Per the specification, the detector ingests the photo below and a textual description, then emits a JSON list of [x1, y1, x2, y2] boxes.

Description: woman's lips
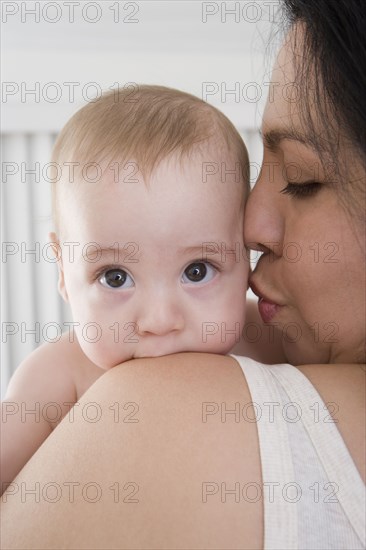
[[258, 298, 282, 323], [249, 280, 283, 323]]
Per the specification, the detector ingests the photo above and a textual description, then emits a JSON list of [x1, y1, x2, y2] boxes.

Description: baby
[[1, 85, 254, 492]]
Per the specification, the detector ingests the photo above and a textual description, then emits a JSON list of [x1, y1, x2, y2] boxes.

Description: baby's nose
[[137, 294, 184, 336]]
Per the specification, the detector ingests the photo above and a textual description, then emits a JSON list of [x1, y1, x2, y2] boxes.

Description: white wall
[[1, 1, 278, 397]]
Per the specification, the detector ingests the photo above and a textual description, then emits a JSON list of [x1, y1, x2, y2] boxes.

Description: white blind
[[1, 132, 72, 397]]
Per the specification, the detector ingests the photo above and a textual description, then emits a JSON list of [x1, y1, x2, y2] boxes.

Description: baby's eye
[[99, 269, 134, 289], [181, 262, 217, 284]]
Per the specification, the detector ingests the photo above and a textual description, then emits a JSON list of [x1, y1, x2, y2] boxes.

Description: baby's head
[[50, 85, 250, 368]]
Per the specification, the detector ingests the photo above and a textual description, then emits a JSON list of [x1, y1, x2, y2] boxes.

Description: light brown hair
[[51, 84, 249, 233]]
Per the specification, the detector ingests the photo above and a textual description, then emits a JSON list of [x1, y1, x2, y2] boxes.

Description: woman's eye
[[99, 269, 134, 289], [182, 262, 217, 284], [280, 181, 322, 198]]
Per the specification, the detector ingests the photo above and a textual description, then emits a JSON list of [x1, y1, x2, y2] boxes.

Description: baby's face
[[54, 151, 249, 369]]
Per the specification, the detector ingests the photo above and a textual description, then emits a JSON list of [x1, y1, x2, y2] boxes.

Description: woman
[[1, 0, 365, 548]]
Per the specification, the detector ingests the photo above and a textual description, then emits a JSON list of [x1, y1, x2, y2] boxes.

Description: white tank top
[[230, 355, 366, 550]]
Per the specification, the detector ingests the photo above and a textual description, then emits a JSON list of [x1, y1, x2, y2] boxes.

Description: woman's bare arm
[[0, 353, 263, 550]]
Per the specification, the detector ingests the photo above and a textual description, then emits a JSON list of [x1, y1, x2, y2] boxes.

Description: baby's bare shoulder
[[5, 333, 102, 409], [53, 333, 104, 398], [5, 334, 75, 404]]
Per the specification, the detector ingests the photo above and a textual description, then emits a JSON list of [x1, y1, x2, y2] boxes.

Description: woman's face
[[245, 29, 366, 365]]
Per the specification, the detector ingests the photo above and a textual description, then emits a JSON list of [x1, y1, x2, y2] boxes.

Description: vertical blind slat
[[2, 134, 37, 395], [31, 134, 64, 334]]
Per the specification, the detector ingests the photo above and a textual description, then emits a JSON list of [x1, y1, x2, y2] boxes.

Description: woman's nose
[[137, 291, 185, 337], [244, 171, 284, 258]]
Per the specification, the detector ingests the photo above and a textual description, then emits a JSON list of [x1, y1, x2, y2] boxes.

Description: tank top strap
[[269, 362, 365, 546], [230, 355, 366, 550], [230, 354, 298, 549]]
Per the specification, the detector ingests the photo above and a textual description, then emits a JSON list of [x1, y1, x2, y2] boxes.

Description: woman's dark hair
[[280, 0, 366, 208]]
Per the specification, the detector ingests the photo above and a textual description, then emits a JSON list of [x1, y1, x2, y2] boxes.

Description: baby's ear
[[48, 232, 68, 303]]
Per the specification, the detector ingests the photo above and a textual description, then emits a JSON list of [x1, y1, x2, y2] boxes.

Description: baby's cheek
[[199, 301, 246, 353], [75, 324, 133, 370], [226, 288, 247, 347], [201, 332, 240, 354]]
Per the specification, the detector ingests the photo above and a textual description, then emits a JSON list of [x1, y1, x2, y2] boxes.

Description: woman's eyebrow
[[260, 128, 315, 151]]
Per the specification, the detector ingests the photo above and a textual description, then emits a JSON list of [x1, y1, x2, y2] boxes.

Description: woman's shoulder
[[76, 353, 264, 548], [1, 353, 264, 549], [90, 353, 263, 441], [2, 354, 364, 549], [100, 353, 365, 423], [100, 354, 365, 484], [103, 352, 365, 406]]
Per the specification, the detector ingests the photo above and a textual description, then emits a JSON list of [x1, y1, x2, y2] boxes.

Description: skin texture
[[1, 27, 365, 549]]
